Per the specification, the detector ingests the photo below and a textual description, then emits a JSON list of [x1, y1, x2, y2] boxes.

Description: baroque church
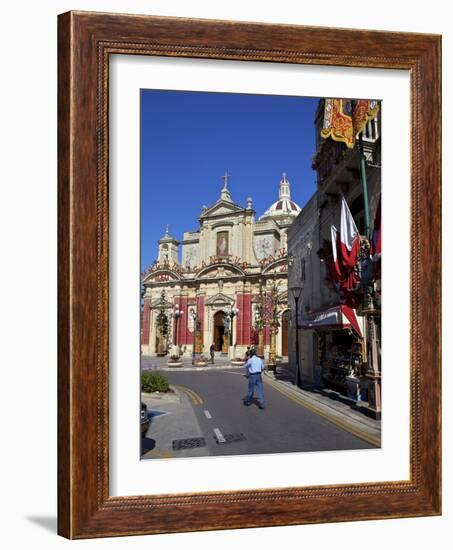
[[141, 173, 301, 359]]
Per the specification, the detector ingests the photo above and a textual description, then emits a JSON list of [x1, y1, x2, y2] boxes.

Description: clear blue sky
[[141, 89, 319, 270]]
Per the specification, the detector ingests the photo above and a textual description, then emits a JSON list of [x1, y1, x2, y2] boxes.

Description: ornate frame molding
[[58, 11, 441, 538]]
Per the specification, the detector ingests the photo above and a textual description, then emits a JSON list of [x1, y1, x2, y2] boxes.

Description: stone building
[[141, 173, 301, 359], [288, 99, 381, 394]]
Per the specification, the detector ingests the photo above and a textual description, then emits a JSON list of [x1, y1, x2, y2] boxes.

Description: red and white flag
[[338, 195, 360, 271], [329, 197, 361, 306], [329, 225, 342, 290], [330, 225, 341, 278]]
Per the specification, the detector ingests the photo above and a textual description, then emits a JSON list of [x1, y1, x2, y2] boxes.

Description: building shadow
[[274, 361, 296, 382], [274, 361, 372, 415]]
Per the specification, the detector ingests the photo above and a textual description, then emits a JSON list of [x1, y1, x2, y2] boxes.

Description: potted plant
[[167, 353, 183, 367], [141, 371, 170, 393], [345, 367, 361, 401], [194, 354, 208, 367]]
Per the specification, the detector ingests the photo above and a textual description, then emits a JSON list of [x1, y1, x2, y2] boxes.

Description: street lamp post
[[190, 308, 197, 364], [172, 305, 184, 353], [225, 306, 240, 358], [358, 239, 381, 418], [290, 285, 303, 388]]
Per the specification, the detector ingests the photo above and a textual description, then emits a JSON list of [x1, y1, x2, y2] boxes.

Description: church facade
[[141, 174, 301, 359]]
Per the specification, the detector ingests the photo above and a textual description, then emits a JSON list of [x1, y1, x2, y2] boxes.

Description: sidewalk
[[141, 354, 242, 372], [263, 363, 381, 447], [141, 385, 208, 459]]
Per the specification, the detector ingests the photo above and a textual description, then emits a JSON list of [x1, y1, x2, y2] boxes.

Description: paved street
[[141, 367, 376, 460]]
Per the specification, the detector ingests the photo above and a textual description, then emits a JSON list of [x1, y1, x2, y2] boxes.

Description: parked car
[[141, 401, 150, 438]]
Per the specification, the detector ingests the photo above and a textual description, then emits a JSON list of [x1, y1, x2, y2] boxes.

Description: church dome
[[260, 173, 301, 221]]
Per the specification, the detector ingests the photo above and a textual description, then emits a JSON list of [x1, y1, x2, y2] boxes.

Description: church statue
[[223, 313, 231, 334]]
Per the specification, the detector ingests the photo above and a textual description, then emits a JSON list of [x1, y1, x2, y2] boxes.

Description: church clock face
[[255, 237, 273, 260]]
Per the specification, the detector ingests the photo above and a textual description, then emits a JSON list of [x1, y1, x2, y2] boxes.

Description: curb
[[263, 372, 381, 446], [141, 388, 181, 404]]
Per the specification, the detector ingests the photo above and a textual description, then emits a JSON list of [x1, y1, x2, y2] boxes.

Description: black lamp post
[[226, 306, 240, 349], [290, 285, 303, 387]]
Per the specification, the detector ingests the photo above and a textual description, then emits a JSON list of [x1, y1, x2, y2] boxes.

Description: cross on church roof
[[221, 170, 231, 189]]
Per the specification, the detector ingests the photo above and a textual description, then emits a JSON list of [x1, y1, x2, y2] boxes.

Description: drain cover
[[221, 433, 247, 444], [172, 437, 206, 450]]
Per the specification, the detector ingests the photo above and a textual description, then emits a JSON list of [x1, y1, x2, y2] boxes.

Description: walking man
[[243, 348, 265, 409], [209, 343, 215, 364]]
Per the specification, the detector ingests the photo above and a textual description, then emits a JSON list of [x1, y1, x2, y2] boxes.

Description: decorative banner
[[187, 311, 195, 333], [353, 99, 379, 137], [321, 98, 379, 149], [321, 99, 355, 148]]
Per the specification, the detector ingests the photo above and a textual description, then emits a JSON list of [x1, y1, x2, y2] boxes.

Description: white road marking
[[213, 427, 227, 444], [204, 410, 212, 419]]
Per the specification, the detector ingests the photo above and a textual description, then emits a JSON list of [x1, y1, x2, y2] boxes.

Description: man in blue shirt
[[243, 348, 265, 409]]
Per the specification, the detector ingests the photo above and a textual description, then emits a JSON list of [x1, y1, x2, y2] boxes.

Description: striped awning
[[299, 304, 363, 338]]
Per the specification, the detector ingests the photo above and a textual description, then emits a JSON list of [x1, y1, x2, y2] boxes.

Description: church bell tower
[[158, 225, 179, 263]]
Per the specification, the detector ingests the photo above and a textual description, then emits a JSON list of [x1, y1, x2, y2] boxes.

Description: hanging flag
[[321, 98, 379, 149], [328, 199, 361, 307], [327, 236, 361, 307], [330, 225, 342, 282], [339, 196, 360, 271]]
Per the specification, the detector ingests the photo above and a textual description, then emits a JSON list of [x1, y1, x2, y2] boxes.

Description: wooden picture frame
[[58, 11, 441, 539]]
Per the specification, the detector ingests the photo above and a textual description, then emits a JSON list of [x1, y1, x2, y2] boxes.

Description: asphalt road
[[163, 368, 375, 457]]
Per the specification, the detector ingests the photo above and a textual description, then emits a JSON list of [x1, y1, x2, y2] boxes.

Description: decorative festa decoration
[[321, 98, 379, 148]]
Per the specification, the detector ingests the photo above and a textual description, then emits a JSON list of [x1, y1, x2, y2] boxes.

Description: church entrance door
[[213, 311, 226, 352]]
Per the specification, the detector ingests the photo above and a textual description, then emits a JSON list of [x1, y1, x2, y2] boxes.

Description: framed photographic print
[[58, 11, 441, 539]]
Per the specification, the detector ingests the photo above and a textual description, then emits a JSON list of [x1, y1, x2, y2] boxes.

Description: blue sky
[[141, 89, 319, 270]]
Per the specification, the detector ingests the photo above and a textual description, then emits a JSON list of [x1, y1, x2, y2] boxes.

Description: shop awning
[[298, 305, 363, 338]]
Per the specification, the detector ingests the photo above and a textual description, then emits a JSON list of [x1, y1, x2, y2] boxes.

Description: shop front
[[300, 305, 365, 395]]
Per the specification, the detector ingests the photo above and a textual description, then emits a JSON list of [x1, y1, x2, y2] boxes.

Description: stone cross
[[221, 170, 231, 189]]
